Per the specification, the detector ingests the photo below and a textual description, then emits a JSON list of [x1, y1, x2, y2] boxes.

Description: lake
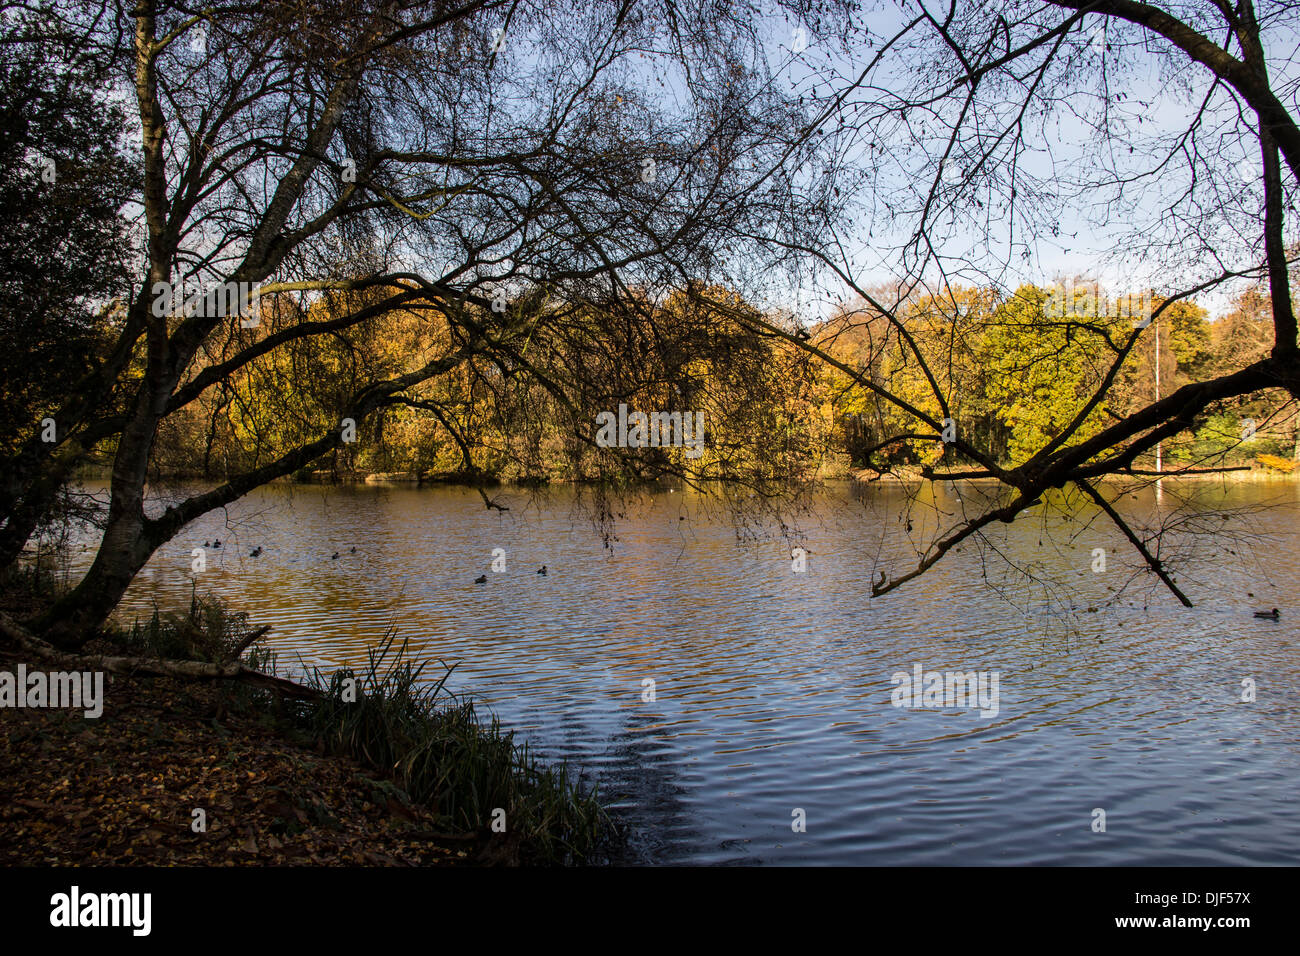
[[58, 478, 1300, 864]]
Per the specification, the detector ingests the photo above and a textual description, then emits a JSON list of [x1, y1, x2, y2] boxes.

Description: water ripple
[[58, 480, 1300, 865]]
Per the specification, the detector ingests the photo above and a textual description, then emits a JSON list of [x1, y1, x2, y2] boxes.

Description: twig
[[222, 624, 273, 663], [1076, 479, 1194, 607]]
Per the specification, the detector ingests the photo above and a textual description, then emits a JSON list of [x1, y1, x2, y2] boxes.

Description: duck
[[537, 566, 547, 575], [474, 574, 488, 584], [349, 546, 357, 553], [331, 551, 340, 560], [213, 539, 221, 548], [203, 541, 210, 548], [1254, 608, 1280, 620], [250, 547, 262, 557]]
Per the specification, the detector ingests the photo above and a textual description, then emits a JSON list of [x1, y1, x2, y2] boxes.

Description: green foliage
[[981, 285, 1119, 464], [815, 281, 1288, 473], [121, 588, 261, 664], [0, 52, 137, 457], [1175, 409, 1292, 464]]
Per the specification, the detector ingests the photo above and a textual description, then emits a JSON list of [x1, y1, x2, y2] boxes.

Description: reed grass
[[293, 630, 617, 864], [8, 567, 620, 864]]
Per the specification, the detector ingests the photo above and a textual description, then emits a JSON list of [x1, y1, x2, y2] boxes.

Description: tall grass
[[295, 631, 617, 864], [8, 573, 619, 864], [121, 587, 260, 662]]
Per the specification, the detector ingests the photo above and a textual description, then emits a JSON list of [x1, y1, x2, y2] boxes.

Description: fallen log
[[0, 611, 322, 700]]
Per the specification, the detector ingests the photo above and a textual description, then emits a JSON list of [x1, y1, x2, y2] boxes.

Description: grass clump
[[6, 570, 619, 864], [121, 588, 267, 663], [294, 631, 617, 865]]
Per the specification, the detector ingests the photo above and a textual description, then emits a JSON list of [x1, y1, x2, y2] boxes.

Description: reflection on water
[[62, 479, 1300, 864]]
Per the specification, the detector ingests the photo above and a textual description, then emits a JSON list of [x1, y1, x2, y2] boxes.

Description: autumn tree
[[0, 19, 137, 564], [2, 0, 854, 648], [692, 0, 1300, 606]]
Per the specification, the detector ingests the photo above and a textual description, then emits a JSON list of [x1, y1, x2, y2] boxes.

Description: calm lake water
[[58, 479, 1300, 864]]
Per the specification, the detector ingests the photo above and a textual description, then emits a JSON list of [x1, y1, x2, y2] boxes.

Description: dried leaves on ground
[[0, 644, 513, 866]]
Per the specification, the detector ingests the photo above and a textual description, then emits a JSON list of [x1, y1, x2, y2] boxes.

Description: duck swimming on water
[[1255, 608, 1281, 620], [474, 574, 488, 584], [537, 566, 547, 575]]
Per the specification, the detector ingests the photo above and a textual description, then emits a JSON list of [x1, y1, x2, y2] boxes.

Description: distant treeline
[[819, 282, 1294, 474], [131, 280, 1293, 483]]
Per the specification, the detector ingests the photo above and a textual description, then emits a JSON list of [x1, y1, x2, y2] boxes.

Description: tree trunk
[[32, 392, 164, 647], [0, 453, 80, 572], [32, 511, 154, 648], [0, 499, 45, 571]]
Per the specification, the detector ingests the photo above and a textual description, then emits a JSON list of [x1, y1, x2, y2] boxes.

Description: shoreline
[[0, 580, 619, 867], [0, 645, 479, 866], [851, 463, 1300, 485], [71, 457, 1299, 489]]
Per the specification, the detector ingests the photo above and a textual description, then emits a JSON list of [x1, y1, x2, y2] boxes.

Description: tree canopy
[[4, 0, 1300, 645]]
